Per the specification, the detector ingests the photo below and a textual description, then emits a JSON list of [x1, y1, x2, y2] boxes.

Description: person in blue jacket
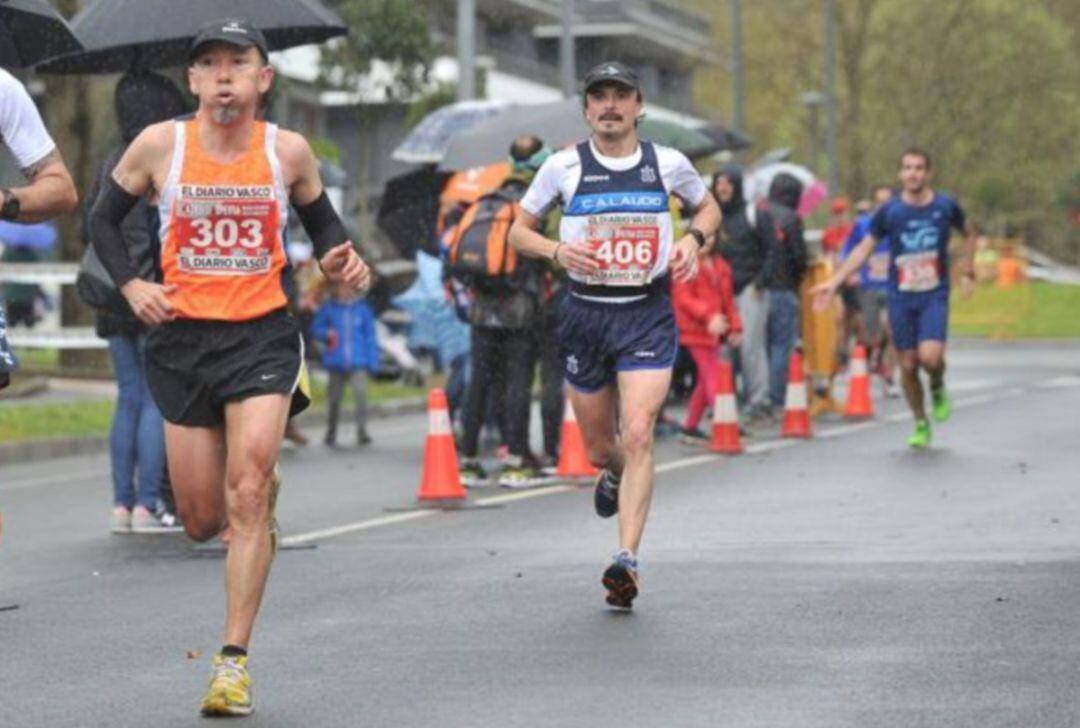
[[312, 283, 380, 447]]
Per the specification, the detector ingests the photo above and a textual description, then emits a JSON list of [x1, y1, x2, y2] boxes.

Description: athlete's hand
[[809, 279, 839, 312], [959, 274, 975, 299], [121, 279, 176, 326], [670, 236, 701, 283], [554, 242, 600, 276], [320, 242, 371, 291]]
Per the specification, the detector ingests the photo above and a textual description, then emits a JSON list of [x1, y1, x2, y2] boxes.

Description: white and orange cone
[[416, 388, 467, 501], [844, 344, 875, 419], [781, 350, 812, 438], [710, 359, 743, 454]]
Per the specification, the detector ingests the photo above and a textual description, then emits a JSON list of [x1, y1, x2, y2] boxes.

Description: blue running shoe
[[602, 550, 639, 610], [593, 469, 620, 518]]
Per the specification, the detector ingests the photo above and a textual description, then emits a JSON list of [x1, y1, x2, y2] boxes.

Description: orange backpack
[[446, 190, 520, 291]]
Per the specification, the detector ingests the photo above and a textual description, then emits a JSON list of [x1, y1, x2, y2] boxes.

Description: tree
[[315, 1, 434, 235], [693, 0, 1078, 261]]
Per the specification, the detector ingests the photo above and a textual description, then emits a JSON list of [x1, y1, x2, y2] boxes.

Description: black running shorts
[[145, 308, 310, 427]]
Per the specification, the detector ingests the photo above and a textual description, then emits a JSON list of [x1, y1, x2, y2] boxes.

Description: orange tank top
[[159, 119, 289, 321]]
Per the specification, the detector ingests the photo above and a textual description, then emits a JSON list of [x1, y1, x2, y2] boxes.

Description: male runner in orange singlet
[[89, 19, 369, 716]]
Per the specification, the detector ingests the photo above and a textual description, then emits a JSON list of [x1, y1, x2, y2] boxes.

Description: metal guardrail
[[1, 263, 98, 349], [6, 327, 106, 350], [0, 262, 78, 285]]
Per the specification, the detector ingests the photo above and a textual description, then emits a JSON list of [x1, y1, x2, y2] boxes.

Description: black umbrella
[[36, 0, 345, 74], [0, 0, 82, 69], [376, 167, 447, 259], [700, 123, 754, 153]]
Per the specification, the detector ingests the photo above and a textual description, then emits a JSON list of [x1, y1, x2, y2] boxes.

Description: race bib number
[[867, 251, 890, 283], [174, 184, 278, 276], [584, 214, 660, 287], [895, 250, 941, 292]]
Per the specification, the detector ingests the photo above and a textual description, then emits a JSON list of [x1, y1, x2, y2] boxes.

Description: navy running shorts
[[146, 308, 310, 427], [557, 292, 679, 392], [888, 292, 948, 351]]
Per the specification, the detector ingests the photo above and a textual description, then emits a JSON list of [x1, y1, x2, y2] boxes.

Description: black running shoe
[[593, 469, 619, 518], [602, 552, 639, 610]]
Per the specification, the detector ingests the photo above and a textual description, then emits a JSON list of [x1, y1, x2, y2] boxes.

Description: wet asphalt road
[[1, 341, 1078, 728]]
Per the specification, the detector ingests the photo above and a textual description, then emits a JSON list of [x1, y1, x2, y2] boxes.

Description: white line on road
[[280, 510, 435, 547], [475, 485, 577, 506]]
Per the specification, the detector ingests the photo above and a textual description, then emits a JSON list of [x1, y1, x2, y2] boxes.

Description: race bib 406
[[585, 215, 660, 287]]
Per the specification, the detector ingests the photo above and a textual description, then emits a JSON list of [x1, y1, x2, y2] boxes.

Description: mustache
[[599, 113, 623, 121]]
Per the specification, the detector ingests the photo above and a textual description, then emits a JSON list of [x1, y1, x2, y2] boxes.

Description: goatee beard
[[212, 105, 241, 124]]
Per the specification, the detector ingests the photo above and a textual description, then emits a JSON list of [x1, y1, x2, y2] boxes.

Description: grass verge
[[0, 376, 429, 445], [950, 282, 1080, 340]]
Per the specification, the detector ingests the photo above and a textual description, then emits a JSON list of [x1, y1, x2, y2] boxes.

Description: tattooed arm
[[1, 148, 79, 223]]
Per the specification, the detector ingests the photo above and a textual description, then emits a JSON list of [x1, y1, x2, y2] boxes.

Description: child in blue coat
[[312, 284, 380, 447]]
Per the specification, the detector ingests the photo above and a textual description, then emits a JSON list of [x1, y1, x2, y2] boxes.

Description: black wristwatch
[[0, 188, 19, 221], [687, 227, 706, 249]]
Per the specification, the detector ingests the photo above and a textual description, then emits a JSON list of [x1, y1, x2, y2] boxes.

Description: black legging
[[537, 309, 565, 459], [461, 326, 537, 458]]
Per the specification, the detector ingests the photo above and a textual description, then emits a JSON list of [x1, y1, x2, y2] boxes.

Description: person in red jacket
[[672, 252, 743, 443]]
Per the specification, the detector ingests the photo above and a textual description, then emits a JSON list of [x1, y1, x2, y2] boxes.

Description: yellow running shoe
[[200, 653, 253, 717]]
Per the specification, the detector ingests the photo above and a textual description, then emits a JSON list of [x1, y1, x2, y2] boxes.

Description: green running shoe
[[931, 386, 951, 423], [907, 420, 931, 449]]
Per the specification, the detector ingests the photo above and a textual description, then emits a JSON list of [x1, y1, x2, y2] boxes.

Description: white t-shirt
[[0, 69, 57, 172], [521, 139, 707, 286]]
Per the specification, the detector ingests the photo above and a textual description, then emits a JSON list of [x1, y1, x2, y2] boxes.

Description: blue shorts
[[557, 292, 678, 392], [888, 292, 949, 351]]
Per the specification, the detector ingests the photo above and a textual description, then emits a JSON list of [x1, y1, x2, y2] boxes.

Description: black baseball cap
[[582, 62, 641, 94], [189, 18, 269, 62]]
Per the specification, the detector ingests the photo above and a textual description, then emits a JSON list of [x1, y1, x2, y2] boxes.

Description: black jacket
[[759, 172, 808, 292], [714, 165, 771, 295]]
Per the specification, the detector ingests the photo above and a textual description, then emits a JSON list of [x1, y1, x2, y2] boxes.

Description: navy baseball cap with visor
[[189, 18, 269, 63]]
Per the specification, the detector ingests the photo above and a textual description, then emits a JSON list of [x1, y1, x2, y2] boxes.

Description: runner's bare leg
[[898, 349, 927, 421], [166, 424, 227, 541], [615, 368, 671, 554], [919, 340, 946, 390], [222, 393, 290, 648], [567, 384, 622, 475]]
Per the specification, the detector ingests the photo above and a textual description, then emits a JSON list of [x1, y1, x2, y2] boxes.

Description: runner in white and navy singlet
[[521, 138, 706, 391], [510, 61, 721, 610]]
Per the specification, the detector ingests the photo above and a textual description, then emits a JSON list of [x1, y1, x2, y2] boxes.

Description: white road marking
[[280, 510, 435, 547], [1039, 375, 1080, 389], [475, 485, 577, 506]]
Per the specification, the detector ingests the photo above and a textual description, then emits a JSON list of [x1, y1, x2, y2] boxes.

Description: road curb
[[0, 396, 427, 467]]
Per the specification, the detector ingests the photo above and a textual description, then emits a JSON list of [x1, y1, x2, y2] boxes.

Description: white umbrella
[[391, 99, 510, 165]]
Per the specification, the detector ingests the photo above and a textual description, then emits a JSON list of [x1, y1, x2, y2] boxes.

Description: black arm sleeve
[[294, 191, 349, 258], [88, 176, 142, 288]]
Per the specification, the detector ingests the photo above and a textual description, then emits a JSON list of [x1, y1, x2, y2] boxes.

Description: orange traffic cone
[[844, 344, 875, 419], [416, 389, 467, 501], [781, 349, 812, 438], [710, 359, 743, 454], [557, 396, 598, 479]]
